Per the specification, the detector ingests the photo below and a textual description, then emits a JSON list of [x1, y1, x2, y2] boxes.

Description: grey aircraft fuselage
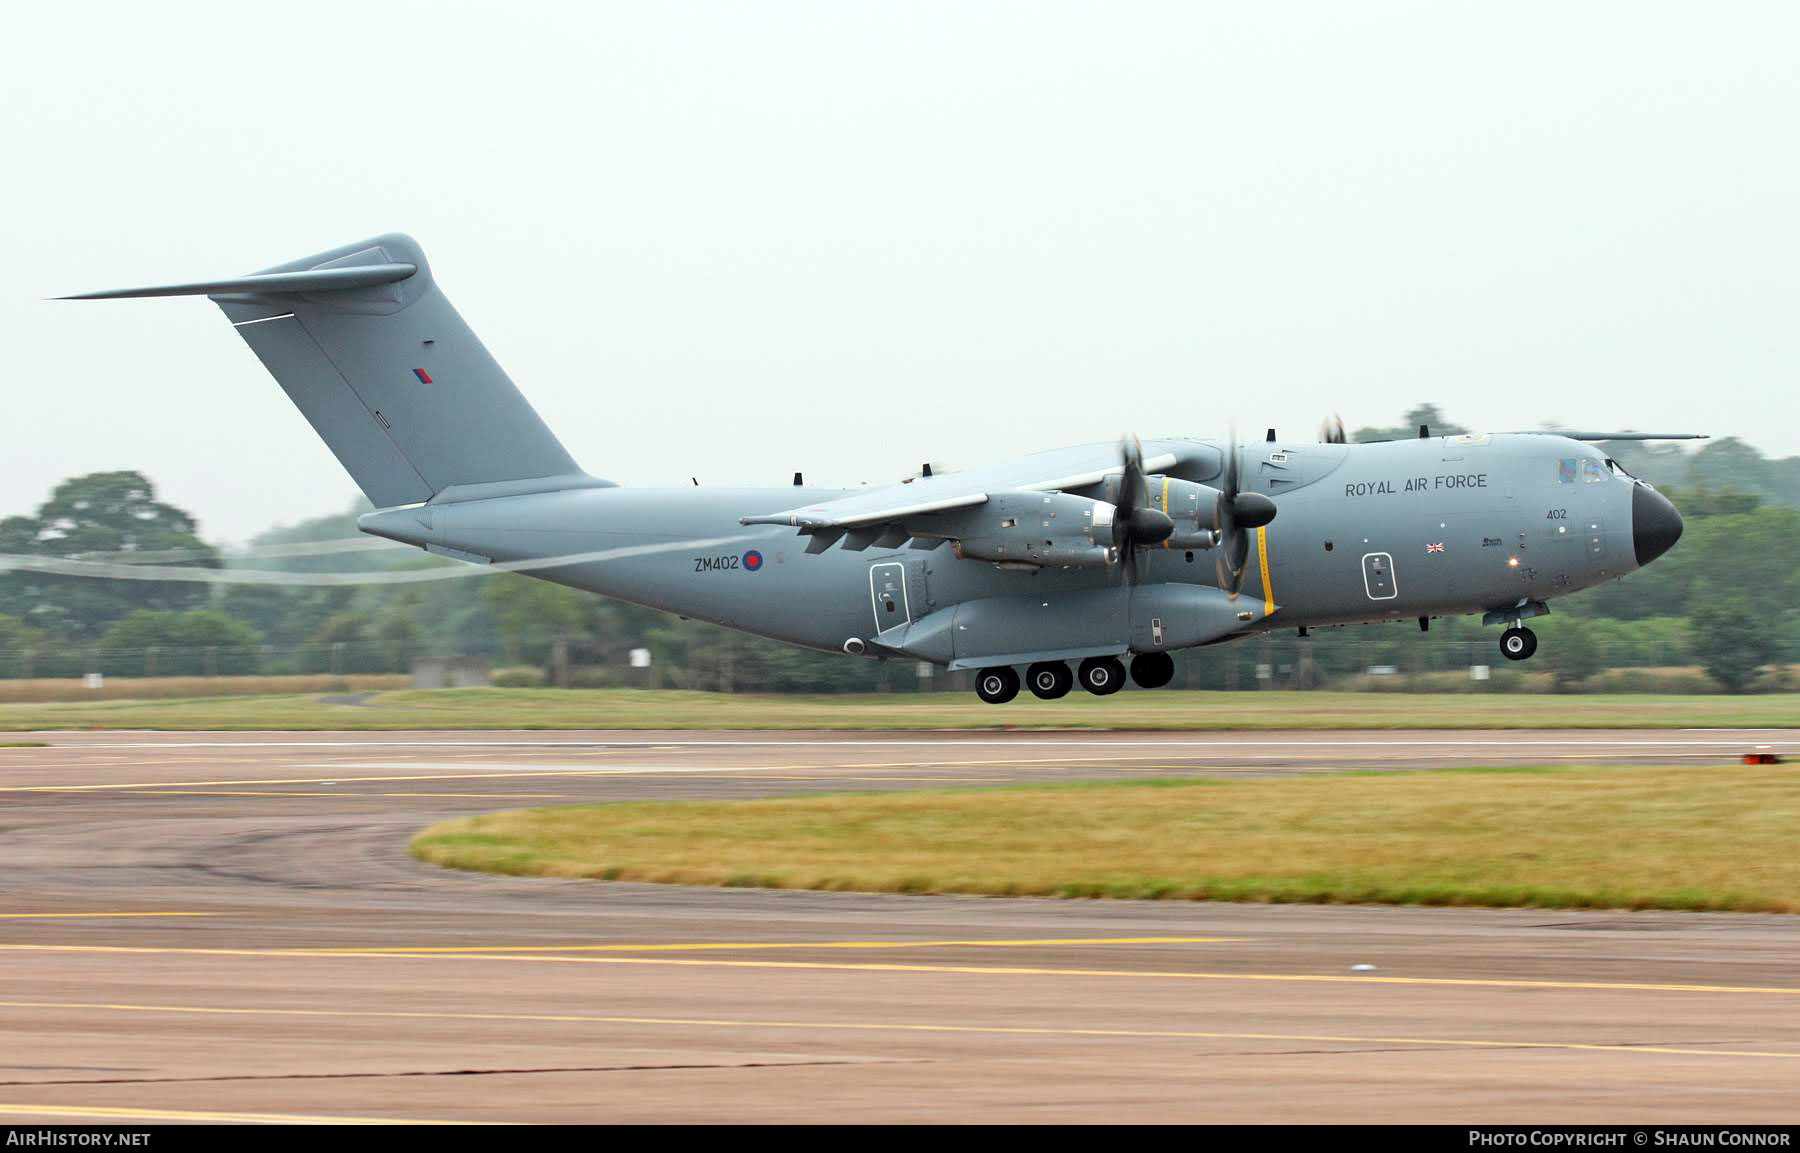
[[63, 232, 1687, 696], [357, 432, 1672, 668]]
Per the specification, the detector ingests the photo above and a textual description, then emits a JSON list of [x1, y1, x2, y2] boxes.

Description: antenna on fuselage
[[1420, 424, 1430, 438]]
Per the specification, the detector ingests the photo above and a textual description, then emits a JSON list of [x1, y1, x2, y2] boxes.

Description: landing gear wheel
[[1078, 656, 1126, 696], [1026, 662, 1073, 700], [1129, 652, 1176, 689], [1500, 626, 1538, 662], [975, 666, 1020, 704]]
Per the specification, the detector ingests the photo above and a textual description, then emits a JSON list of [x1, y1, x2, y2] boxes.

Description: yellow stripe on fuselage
[[1257, 525, 1274, 617], [1160, 477, 1170, 548]]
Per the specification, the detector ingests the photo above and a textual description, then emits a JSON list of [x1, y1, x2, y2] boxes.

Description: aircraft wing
[[741, 487, 987, 530], [739, 441, 1197, 531]]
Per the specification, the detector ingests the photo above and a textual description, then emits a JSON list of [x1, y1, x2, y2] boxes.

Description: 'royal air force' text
[[1347, 474, 1488, 498]]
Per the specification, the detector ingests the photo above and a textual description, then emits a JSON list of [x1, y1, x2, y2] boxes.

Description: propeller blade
[[1113, 435, 1157, 583], [1216, 528, 1250, 600]]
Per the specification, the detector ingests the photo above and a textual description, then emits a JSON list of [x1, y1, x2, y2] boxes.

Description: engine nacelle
[[1131, 475, 1223, 548], [927, 477, 1238, 568], [930, 491, 1114, 568]]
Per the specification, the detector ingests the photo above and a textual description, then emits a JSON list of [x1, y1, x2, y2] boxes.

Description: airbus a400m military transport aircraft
[[66, 234, 1695, 703]]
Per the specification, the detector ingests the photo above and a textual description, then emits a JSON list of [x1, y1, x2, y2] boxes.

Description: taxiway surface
[[0, 728, 1795, 1124]]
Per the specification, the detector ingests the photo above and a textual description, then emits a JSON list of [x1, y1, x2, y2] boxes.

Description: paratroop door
[[869, 562, 910, 635]]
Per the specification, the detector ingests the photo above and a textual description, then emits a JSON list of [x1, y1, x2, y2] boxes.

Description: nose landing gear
[[1500, 626, 1538, 661]]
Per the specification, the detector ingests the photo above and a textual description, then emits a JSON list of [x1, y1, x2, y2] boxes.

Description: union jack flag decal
[[1426, 542, 1445, 554]]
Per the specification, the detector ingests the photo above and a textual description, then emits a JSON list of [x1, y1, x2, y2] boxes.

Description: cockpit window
[[1560, 457, 1617, 483], [1605, 458, 1634, 479]]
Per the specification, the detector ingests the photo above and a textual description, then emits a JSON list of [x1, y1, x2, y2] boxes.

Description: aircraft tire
[[1078, 656, 1126, 696], [1500, 626, 1538, 661], [1129, 652, 1176, 689], [1026, 662, 1073, 700], [975, 666, 1020, 704]]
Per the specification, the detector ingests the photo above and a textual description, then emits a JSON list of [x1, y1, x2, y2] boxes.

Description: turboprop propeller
[[1107, 433, 1275, 597], [1108, 436, 1175, 583], [1210, 429, 1277, 600]]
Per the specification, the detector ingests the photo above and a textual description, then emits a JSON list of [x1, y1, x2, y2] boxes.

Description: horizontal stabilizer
[[1517, 431, 1710, 442], [57, 263, 418, 300]]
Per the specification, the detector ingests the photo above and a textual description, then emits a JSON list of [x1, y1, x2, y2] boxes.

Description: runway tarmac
[[0, 728, 1796, 1124]]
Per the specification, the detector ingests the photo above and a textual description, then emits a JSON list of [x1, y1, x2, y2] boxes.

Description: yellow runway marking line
[[4, 943, 1800, 997], [382, 792, 574, 799], [0, 1102, 482, 1126], [831, 776, 1014, 783], [0, 912, 219, 920], [299, 935, 1246, 954], [112, 790, 360, 798], [110, 790, 577, 799], [0, 999, 1792, 1062], [701, 776, 1013, 784], [0, 770, 680, 793]]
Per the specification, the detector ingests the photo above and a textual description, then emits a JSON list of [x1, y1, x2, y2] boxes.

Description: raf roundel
[[742, 549, 764, 572]]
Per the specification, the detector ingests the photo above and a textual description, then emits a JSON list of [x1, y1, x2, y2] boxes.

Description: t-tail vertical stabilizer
[[61, 234, 606, 508]]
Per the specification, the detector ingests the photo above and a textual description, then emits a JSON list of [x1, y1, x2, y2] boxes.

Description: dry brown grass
[[412, 765, 1800, 912]]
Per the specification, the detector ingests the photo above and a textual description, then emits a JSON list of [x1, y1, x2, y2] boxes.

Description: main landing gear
[[975, 666, 1019, 704], [1026, 661, 1074, 700], [1500, 626, 1538, 662], [1077, 656, 1126, 696], [975, 653, 1174, 703], [1129, 652, 1175, 689]]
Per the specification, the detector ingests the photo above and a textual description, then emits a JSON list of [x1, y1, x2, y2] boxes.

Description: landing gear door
[[869, 562, 910, 636]]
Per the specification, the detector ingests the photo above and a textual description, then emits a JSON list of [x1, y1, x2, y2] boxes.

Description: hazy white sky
[[4, 1, 1795, 541]]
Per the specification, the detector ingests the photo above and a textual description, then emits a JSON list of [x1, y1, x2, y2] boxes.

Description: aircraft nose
[[1632, 484, 1683, 567]]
